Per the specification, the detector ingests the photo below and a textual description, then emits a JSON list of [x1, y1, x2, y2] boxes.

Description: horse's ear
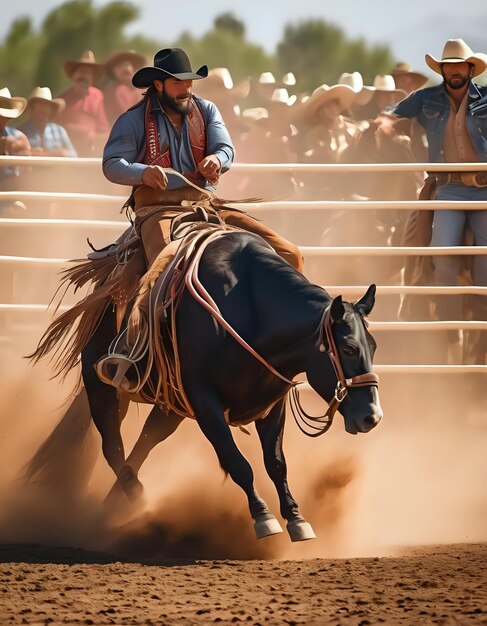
[[330, 295, 345, 322], [356, 284, 376, 317]]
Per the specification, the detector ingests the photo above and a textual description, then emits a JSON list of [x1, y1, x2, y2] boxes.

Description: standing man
[[103, 48, 301, 270], [391, 39, 487, 306], [57, 50, 109, 156]]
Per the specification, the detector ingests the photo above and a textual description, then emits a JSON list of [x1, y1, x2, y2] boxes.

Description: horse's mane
[[237, 234, 329, 306]]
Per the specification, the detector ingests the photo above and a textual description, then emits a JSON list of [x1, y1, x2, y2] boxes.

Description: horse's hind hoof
[[254, 515, 283, 539], [287, 519, 316, 542]]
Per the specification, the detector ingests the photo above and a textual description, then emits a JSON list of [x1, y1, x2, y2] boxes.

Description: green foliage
[[277, 19, 395, 94], [0, 3, 395, 100], [214, 13, 246, 39]]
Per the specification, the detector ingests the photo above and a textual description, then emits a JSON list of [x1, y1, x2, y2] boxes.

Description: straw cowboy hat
[[257, 72, 297, 89], [194, 67, 250, 100], [304, 83, 357, 122], [27, 87, 65, 114], [64, 50, 104, 81], [363, 74, 407, 98], [391, 62, 428, 91], [269, 88, 297, 107], [132, 48, 208, 88], [338, 72, 374, 106], [0, 87, 27, 119], [241, 107, 269, 128], [425, 38, 487, 77], [103, 50, 147, 75]]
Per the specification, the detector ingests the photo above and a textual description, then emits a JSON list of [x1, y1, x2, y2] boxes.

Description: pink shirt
[[103, 82, 142, 125]]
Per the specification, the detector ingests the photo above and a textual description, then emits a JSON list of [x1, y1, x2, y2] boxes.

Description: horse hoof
[[117, 465, 144, 503], [254, 515, 283, 539], [287, 519, 316, 542]]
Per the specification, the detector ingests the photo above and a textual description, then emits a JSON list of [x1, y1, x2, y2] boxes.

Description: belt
[[435, 172, 487, 188]]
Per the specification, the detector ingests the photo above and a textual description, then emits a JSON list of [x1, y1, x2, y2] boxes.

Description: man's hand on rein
[[198, 155, 221, 184], [142, 165, 169, 190]]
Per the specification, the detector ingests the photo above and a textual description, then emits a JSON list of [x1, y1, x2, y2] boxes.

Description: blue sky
[[3, 1, 487, 76]]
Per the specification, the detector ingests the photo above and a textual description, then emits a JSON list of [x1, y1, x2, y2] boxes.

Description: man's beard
[[444, 74, 470, 90], [160, 89, 191, 114]]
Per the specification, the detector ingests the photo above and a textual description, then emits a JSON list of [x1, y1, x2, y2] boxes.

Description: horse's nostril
[[363, 414, 378, 429]]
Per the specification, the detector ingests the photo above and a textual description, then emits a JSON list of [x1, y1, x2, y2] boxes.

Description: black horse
[[74, 230, 382, 542]]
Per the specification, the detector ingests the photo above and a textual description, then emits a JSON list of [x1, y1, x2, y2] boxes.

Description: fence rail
[[2, 155, 487, 173]]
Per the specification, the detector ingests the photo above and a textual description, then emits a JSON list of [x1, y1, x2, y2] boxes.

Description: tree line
[[0, 0, 396, 97]]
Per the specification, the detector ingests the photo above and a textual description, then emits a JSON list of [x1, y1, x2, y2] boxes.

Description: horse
[[31, 228, 382, 542]]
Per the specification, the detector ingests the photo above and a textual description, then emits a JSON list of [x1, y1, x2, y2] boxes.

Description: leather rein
[[159, 169, 380, 437], [289, 307, 380, 438]]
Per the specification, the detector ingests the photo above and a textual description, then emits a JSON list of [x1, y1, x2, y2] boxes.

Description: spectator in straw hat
[[391, 62, 428, 96], [364, 74, 407, 117], [20, 87, 77, 157], [193, 67, 250, 137], [300, 83, 361, 163], [253, 71, 297, 106], [391, 38, 487, 325], [102, 50, 146, 125], [0, 87, 30, 212], [57, 50, 109, 156]]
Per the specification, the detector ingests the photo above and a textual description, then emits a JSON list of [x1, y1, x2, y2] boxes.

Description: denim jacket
[[391, 82, 487, 162]]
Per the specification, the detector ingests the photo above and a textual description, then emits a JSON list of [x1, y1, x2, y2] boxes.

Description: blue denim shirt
[[391, 82, 487, 162], [102, 92, 235, 190], [19, 120, 77, 157], [0, 127, 26, 182]]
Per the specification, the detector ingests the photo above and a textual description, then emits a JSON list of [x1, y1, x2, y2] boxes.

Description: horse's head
[[306, 284, 383, 434]]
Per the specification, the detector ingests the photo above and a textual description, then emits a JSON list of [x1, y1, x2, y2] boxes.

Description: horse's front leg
[[256, 398, 316, 542], [188, 388, 282, 539]]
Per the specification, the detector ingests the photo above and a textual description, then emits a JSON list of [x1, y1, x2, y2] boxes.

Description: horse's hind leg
[[104, 406, 184, 503], [125, 406, 184, 473], [256, 398, 316, 542], [81, 308, 134, 494], [188, 388, 282, 539]]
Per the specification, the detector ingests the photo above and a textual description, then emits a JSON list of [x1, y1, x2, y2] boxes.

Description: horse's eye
[[342, 345, 358, 357]]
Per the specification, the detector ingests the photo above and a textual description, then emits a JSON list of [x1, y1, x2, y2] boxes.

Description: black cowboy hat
[[132, 48, 208, 88]]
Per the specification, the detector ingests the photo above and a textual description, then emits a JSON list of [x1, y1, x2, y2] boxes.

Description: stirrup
[[95, 354, 140, 393]]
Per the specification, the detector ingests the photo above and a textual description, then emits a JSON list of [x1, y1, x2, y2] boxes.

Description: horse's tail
[[28, 248, 145, 380], [21, 388, 98, 494]]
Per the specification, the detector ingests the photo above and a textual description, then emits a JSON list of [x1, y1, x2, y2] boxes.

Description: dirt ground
[[0, 542, 485, 625]]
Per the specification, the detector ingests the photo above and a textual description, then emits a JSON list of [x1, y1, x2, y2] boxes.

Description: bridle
[[289, 306, 380, 437]]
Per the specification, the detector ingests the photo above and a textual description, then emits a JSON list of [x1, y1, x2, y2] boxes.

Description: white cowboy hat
[[338, 71, 374, 106], [425, 38, 487, 78], [391, 62, 428, 91], [240, 107, 269, 129], [27, 87, 65, 114], [269, 88, 297, 107], [65, 50, 104, 81], [304, 83, 357, 122], [363, 74, 407, 98], [282, 72, 296, 87], [258, 72, 276, 85], [0, 87, 27, 119], [194, 67, 250, 100]]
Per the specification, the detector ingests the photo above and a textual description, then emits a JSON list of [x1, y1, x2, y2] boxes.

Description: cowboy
[[102, 50, 146, 125], [299, 82, 361, 163], [0, 88, 30, 213], [391, 38, 487, 320], [391, 62, 428, 96], [102, 48, 302, 270], [56, 50, 109, 156], [19, 87, 77, 157], [193, 67, 250, 137]]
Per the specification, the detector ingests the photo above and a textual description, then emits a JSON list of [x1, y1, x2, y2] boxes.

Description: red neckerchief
[[144, 95, 210, 184]]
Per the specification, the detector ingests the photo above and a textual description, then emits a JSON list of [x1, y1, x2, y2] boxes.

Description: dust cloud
[[0, 164, 485, 561]]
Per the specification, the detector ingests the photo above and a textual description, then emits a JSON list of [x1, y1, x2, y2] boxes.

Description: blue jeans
[[432, 182, 487, 286]]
